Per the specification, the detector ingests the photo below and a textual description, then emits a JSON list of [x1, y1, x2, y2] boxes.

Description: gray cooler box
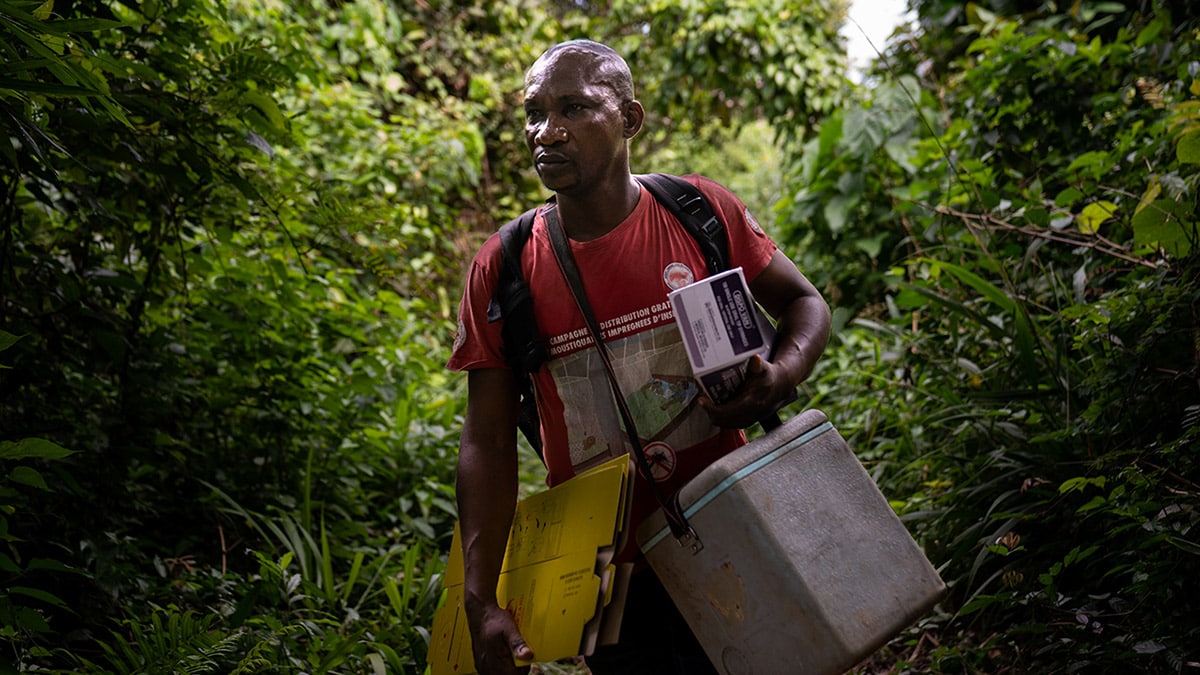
[[636, 409, 945, 675]]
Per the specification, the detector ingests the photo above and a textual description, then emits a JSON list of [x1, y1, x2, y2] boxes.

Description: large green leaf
[[1177, 129, 1200, 164], [1132, 198, 1196, 256], [8, 585, 69, 609], [8, 466, 49, 490], [0, 438, 74, 461]]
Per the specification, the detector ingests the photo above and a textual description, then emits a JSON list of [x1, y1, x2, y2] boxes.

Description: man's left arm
[[699, 250, 831, 429]]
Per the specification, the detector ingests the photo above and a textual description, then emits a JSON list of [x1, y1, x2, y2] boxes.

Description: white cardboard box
[[668, 267, 773, 402]]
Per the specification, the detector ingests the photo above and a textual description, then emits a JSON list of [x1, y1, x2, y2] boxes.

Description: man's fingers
[[472, 608, 534, 673], [694, 355, 785, 429], [511, 635, 534, 661]]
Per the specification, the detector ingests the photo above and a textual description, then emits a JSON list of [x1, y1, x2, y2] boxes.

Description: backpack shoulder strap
[[488, 207, 535, 322], [636, 173, 729, 275], [487, 206, 547, 458], [488, 207, 548, 371]]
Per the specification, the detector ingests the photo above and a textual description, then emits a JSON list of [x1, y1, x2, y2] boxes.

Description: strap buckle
[[676, 525, 704, 555]]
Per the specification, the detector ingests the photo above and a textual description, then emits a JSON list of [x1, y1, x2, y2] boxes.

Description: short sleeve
[[447, 234, 508, 372]]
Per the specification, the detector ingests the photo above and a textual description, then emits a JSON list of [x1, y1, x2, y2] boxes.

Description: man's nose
[[533, 115, 568, 145]]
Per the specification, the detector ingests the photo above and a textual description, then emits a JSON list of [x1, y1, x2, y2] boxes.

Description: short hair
[[527, 39, 635, 102]]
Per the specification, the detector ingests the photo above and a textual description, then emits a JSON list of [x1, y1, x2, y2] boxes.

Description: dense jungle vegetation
[[2, 0, 1198, 672]]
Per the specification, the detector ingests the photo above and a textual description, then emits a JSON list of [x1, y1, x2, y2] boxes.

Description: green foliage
[[636, 119, 786, 232], [1, 0, 467, 669], [1, 0, 848, 670], [0, 335, 83, 653], [87, 610, 248, 675], [797, 2, 1200, 671], [609, 0, 847, 141], [16, 0, 1196, 671], [0, 0, 131, 156], [777, 74, 928, 309]]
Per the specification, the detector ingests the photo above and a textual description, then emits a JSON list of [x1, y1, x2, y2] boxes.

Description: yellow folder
[[427, 456, 633, 675]]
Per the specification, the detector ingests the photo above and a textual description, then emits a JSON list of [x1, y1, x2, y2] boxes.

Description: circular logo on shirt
[[663, 263, 694, 290], [643, 441, 677, 482]]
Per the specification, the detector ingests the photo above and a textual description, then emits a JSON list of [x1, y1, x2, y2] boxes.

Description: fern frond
[[92, 609, 246, 675]]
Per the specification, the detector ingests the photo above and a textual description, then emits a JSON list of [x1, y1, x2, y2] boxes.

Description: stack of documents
[[427, 456, 634, 674]]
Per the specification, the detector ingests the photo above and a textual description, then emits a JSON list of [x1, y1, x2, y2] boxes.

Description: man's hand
[[697, 250, 831, 430], [697, 355, 793, 429], [468, 602, 534, 674]]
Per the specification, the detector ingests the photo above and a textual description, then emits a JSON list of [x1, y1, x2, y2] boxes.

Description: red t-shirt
[[449, 175, 777, 560]]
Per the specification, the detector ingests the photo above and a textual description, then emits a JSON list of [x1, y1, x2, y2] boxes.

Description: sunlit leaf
[[1077, 201, 1117, 234]]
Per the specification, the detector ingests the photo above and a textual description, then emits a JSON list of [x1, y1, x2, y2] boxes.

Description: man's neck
[[554, 175, 641, 242]]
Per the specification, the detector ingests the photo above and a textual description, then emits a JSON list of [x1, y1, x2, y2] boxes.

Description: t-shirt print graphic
[[548, 322, 719, 472]]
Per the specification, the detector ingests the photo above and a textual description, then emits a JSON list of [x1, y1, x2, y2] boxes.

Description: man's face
[[523, 49, 631, 195]]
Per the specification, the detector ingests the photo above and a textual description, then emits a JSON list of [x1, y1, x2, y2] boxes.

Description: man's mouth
[[535, 152, 569, 168]]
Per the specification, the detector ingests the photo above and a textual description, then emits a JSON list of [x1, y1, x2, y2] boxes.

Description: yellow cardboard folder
[[426, 456, 634, 675]]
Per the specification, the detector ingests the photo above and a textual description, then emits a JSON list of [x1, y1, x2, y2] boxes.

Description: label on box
[[668, 267, 772, 402]]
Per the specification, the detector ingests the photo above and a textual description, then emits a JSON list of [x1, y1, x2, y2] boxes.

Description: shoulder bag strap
[[543, 204, 700, 549]]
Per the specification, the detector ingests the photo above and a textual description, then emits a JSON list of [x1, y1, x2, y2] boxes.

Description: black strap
[[637, 173, 728, 276], [487, 207, 547, 458], [489, 208, 544, 372], [544, 204, 699, 547]]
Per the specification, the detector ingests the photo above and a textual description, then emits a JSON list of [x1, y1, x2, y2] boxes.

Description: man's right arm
[[456, 367, 535, 674]]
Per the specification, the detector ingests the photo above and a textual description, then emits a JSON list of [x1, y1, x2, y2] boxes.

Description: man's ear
[[623, 100, 645, 139]]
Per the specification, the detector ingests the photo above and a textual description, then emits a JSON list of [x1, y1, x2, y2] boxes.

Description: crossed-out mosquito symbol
[[643, 441, 677, 481]]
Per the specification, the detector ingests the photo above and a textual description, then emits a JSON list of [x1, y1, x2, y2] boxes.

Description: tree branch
[[928, 203, 1162, 270]]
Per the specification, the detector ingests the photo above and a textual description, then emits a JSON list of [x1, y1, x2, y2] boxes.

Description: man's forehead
[[526, 50, 604, 86], [524, 53, 612, 101]]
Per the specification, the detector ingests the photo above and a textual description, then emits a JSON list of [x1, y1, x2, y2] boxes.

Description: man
[[448, 39, 831, 674]]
